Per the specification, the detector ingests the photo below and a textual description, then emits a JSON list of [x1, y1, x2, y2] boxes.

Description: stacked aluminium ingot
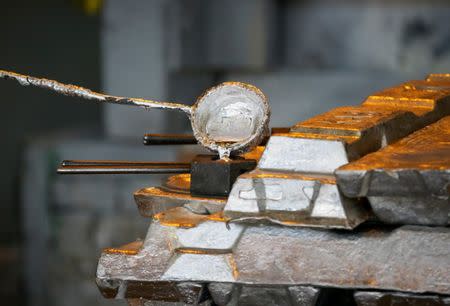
[[97, 75, 450, 306]]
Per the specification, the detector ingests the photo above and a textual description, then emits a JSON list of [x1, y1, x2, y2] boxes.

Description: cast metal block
[[354, 291, 450, 306], [336, 116, 450, 198], [97, 208, 450, 301], [336, 116, 450, 225], [224, 169, 368, 229]]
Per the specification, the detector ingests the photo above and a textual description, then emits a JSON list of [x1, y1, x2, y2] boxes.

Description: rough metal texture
[[207, 283, 235, 305], [191, 82, 270, 157], [233, 225, 450, 294], [354, 291, 450, 306], [289, 76, 450, 167], [224, 169, 368, 229], [251, 75, 450, 226], [336, 116, 450, 198], [336, 116, 450, 225], [0, 69, 191, 113], [368, 196, 449, 226], [96, 209, 450, 300], [134, 174, 226, 217], [93, 75, 450, 305], [128, 284, 320, 306], [258, 135, 349, 174], [134, 187, 226, 217]]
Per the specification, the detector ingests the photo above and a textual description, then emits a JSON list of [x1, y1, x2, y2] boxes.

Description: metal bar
[[142, 128, 289, 146], [143, 134, 197, 145], [57, 160, 191, 174], [61, 160, 190, 167]]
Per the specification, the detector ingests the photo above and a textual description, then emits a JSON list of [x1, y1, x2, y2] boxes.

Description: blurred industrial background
[[0, 0, 449, 305]]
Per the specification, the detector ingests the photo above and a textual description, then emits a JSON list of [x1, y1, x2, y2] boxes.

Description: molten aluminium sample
[[1, 70, 450, 306]]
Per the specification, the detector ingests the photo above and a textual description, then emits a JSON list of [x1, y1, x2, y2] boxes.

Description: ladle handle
[[0, 70, 192, 114]]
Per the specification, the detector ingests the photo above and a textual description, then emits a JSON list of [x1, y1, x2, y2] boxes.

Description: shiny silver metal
[[0, 70, 270, 156], [97, 213, 450, 299], [191, 82, 269, 158]]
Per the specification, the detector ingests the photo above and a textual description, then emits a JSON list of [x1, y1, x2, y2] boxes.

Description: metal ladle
[[0, 70, 270, 158]]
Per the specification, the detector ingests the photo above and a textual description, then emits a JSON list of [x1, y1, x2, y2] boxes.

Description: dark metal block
[[354, 291, 450, 306], [190, 155, 256, 197]]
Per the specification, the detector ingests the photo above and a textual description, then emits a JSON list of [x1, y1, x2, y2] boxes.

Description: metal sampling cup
[[0, 70, 270, 158]]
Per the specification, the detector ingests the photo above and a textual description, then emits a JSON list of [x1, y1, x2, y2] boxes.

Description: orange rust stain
[[227, 255, 240, 280], [293, 106, 404, 136], [241, 146, 265, 161], [241, 169, 336, 185], [270, 132, 359, 143], [366, 278, 378, 286], [154, 207, 228, 228], [176, 248, 212, 255], [104, 240, 143, 255], [339, 116, 450, 171], [163, 173, 191, 192], [136, 186, 227, 203], [426, 73, 450, 82]]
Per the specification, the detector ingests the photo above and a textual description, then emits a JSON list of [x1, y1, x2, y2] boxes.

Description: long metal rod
[[0, 69, 192, 114], [61, 160, 191, 167], [143, 134, 197, 145], [57, 160, 191, 174], [142, 128, 290, 146]]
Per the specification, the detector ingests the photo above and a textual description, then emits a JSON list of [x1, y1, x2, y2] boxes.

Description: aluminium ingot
[[335, 116, 450, 226], [96, 207, 450, 300]]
